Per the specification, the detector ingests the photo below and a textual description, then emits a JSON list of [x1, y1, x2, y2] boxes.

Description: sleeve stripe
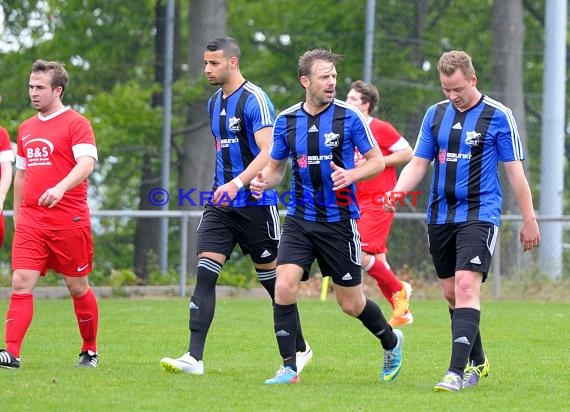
[[335, 99, 376, 147], [15, 154, 26, 170], [244, 82, 272, 126], [0, 149, 15, 163], [72, 143, 98, 162], [483, 96, 524, 159]]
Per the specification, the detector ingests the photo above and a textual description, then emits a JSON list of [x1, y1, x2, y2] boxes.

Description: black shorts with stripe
[[196, 204, 280, 264], [277, 216, 362, 287], [428, 221, 498, 281]]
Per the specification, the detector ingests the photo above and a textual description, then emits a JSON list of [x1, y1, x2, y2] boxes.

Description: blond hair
[[437, 50, 476, 78]]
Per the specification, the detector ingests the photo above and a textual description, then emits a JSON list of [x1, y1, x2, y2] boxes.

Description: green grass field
[[0, 297, 568, 411]]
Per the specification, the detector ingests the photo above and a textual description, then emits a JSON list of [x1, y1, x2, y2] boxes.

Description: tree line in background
[[0, 0, 565, 285]]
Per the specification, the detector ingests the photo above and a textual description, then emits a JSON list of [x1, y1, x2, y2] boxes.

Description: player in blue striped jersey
[[207, 65, 278, 208], [161, 37, 310, 376], [252, 49, 404, 385], [385, 50, 540, 392]]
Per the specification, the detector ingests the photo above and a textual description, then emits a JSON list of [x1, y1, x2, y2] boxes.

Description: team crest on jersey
[[228, 116, 241, 132], [465, 130, 481, 147], [324, 132, 340, 147], [296, 154, 308, 169]]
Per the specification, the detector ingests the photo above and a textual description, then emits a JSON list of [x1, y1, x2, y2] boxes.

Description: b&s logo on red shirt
[[24, 138, 54, 167]]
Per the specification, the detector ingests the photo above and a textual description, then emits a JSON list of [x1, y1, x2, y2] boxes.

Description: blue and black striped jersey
[[271, 99, 377, 222], [207, 81, 277, 207], [415, 95, 525, 225]]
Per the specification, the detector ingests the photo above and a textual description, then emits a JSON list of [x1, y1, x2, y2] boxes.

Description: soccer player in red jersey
[[346, 80, 414, 327], [0, 60, 100, 369], [0, 127, 15, 247]]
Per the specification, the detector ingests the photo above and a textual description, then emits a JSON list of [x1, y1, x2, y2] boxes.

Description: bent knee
[[64, 277, 91, 298], [442, 290, 455, 306], [340, 306, 360, 317], [11, 270, 40, 293], [274, 281, 297, 304], [338, 299, 365, 317], [455, 282, 477, 302]]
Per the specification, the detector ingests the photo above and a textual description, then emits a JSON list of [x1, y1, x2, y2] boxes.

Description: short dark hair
[[350, 80, 379, 114], [31, 59, 69, 95], [205, 36, 241, 60], [297, 49, 342, 79]]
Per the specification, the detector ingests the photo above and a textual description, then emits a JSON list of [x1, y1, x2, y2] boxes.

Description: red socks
[[365, 257, 402, 302], [5, 293, 34, 358], [5, 289, 99, 358], [73, 288, 99, 353]]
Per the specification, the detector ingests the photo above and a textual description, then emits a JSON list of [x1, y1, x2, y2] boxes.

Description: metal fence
[[81, 210, 569, 299]]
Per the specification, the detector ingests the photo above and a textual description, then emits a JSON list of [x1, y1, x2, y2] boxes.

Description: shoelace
[[443, 372, 461, 384], [392, 292, 402, 304], [276, 366, 294, 377], [384, 349, 397, 367], [463, 364, 482, 381], [391, 291, 408, 313]]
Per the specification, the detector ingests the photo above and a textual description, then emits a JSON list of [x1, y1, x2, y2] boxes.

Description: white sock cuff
[[363, 255, 375, 272]]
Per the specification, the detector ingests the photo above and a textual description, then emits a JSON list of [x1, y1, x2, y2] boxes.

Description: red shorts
[[357, 202, 395, 255], [12, 225, 94, 276]]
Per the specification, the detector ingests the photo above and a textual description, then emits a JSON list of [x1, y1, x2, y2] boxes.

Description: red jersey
[[0, 127, 15, 247], [356, 118, 405, 200], [0, 127, 15, 164], [16, 107, 98, 229]]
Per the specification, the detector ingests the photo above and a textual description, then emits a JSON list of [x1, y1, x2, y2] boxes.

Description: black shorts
[[428, 221, 498, 281], [277, 216, 362, 287], [196, 204, 280, 264]]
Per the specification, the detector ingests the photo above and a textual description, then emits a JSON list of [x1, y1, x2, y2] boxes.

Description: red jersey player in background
[[346, 80, 414, 327], [0, 127, 15, 247], [0, 60, 100, 369]]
